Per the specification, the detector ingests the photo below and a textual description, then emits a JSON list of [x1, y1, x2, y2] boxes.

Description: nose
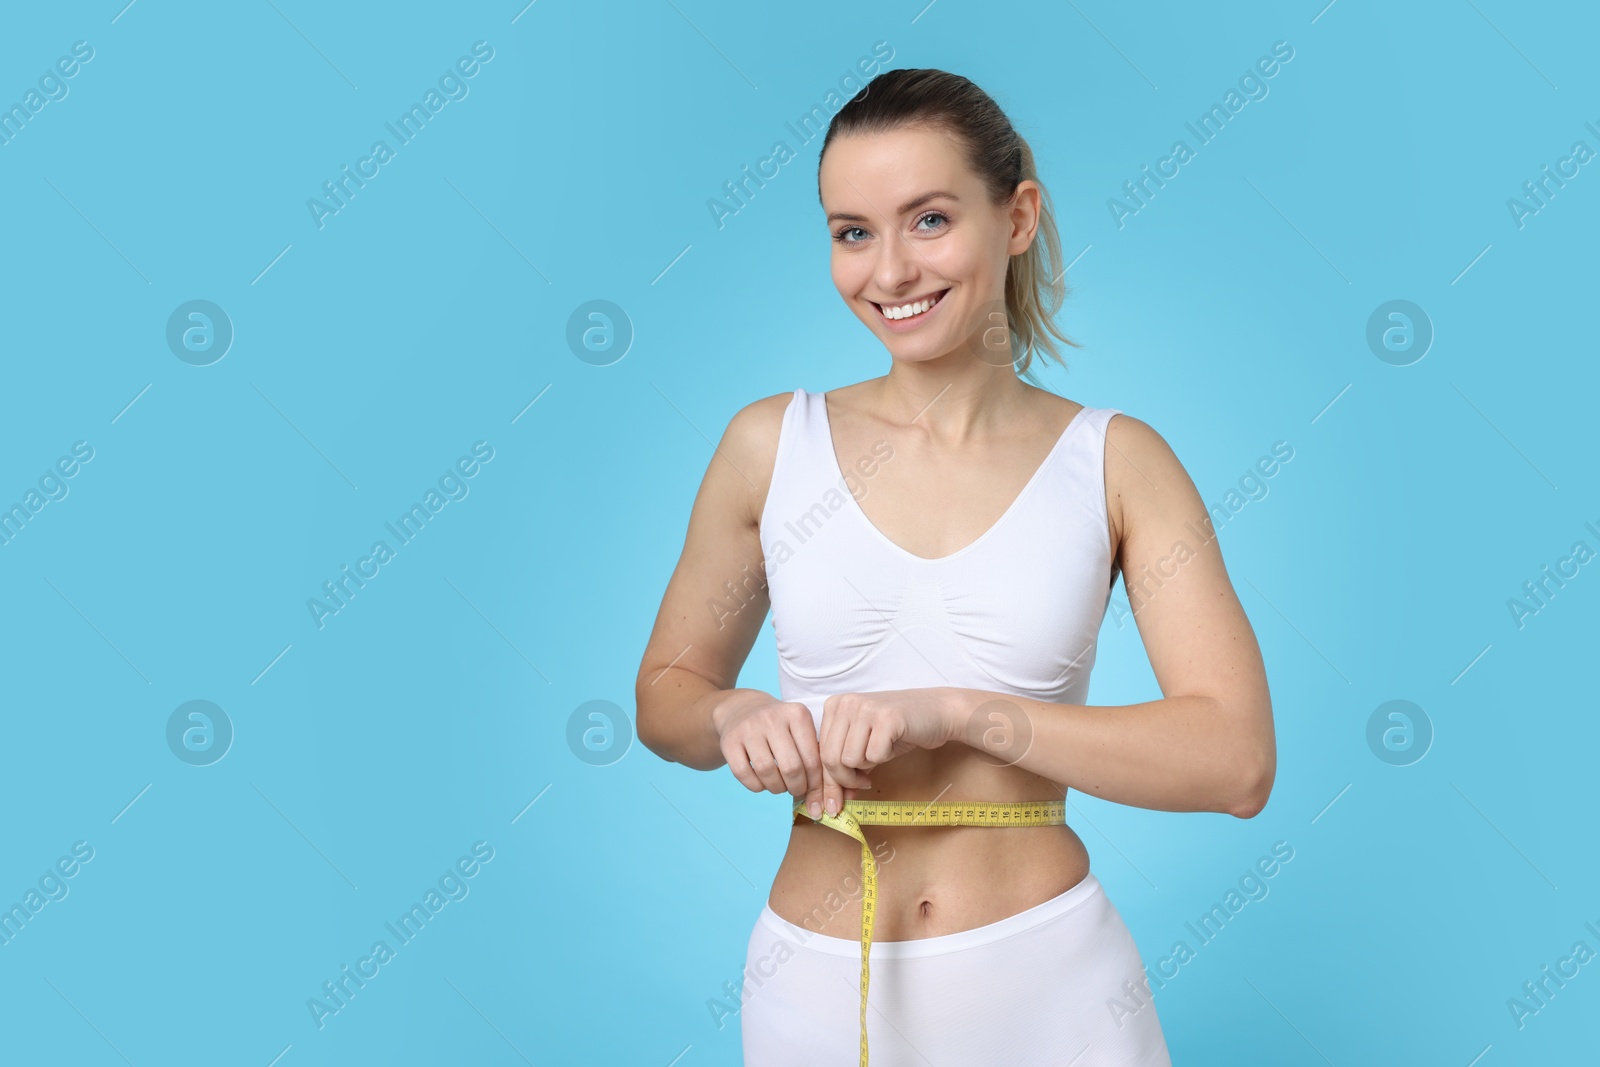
[[872, 231, 919, 297]]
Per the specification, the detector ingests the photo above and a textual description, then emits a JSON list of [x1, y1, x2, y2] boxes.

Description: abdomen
[[767, 745, 1092, 942]]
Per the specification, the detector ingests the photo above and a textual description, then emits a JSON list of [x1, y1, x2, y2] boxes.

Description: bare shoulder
[[1104, 411, 1183, 474], [716, 390, 797, 526], [1101, 412, 1201, 563]]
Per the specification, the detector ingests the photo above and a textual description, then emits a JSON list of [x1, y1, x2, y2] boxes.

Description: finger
[[863, 718, 897, 766], [766, 714, 812, 802], [817, 698, 844, 788], [844, 766, 873, 800], [841, 768, 873, 804], [744, 737, 789, 795], [822, 698, 870, 788], [822, 762, 846, 816], [726, 741, 764, 792], [787, 714, 825, 818], [838, 717, 876, 781]]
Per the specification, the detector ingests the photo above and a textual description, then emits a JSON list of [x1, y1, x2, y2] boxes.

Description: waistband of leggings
[[756, 871, 1104, 959]]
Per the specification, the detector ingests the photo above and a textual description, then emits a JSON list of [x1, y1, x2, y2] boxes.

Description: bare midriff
[[766, 739, 1090, 943]]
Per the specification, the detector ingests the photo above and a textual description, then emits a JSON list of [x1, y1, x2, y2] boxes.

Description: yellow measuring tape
[[790, 797, 1067, 1067]]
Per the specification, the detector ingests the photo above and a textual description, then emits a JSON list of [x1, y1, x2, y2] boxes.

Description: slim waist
[[758, 871, 1103, 959]]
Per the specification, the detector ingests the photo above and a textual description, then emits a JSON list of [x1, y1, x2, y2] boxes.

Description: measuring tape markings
[[790, 797, 1068, 1067]]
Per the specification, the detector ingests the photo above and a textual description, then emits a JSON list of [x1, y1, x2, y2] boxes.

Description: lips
[[871, 288, 950, 323]]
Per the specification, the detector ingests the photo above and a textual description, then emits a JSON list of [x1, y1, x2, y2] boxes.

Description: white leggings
[[740, 873, 1172, 1066]]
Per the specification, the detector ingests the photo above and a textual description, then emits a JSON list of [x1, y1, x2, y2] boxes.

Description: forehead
[[819, 125, 976, 217]]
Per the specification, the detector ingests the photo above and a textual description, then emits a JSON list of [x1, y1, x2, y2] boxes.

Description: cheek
[[831, 255, 870, 299], [922, 232, 984, 282]]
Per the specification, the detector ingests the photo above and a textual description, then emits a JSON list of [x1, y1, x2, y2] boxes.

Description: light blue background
[[1, 0, 1595, 1063]]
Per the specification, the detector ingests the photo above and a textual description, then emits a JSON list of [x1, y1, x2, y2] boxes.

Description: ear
[[1007, 180, 1042, 256]]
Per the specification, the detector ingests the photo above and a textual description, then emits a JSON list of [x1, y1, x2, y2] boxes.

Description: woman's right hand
[[714, 694, 870, 818]]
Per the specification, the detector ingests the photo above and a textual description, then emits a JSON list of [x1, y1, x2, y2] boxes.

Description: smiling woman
[[819, 104, 1078, 377], [637, 66, 1273, 1067]]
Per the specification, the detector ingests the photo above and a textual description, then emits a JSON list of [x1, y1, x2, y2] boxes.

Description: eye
[[914, 211, 949, 232], [833, 225, 869, 245]]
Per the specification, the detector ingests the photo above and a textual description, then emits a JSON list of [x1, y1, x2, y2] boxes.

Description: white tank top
[[758, 387, 1122, 735]]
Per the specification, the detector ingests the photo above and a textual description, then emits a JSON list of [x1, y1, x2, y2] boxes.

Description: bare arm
[[637, 393, 870, 818], [942, 414, 1276, 818], [635, 394, 786, 770]]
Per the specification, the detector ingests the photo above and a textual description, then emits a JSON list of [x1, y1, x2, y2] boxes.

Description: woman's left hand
[[817, 688, 957, 811]]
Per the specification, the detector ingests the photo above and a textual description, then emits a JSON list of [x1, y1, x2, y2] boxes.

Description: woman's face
[[819, 124, 1038, 366]]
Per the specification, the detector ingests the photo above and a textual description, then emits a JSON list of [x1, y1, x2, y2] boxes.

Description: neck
[[873, 362, 1034, 441]]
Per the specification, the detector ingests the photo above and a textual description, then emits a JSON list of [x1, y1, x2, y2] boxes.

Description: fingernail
[[809, 800, 821, 818], [826, 798, 838, 815]]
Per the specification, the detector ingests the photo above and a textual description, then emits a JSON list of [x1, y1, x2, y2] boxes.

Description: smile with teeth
[[875, 289, 949, 321]]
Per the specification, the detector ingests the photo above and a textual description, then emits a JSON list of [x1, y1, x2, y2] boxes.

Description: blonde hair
[[817, 68, 1082, 383]]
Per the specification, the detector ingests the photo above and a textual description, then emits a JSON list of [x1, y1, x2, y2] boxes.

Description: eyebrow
[[825, 190, 960, 225]]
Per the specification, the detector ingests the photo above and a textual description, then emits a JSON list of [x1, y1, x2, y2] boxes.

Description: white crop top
[[758, 387, 1122, 734]]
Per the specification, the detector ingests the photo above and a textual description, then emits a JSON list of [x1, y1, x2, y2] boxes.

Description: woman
[[637, 68, 1275, 1065]]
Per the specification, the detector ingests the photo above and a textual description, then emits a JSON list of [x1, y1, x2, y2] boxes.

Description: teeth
[[883, 293, 939, 320]]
